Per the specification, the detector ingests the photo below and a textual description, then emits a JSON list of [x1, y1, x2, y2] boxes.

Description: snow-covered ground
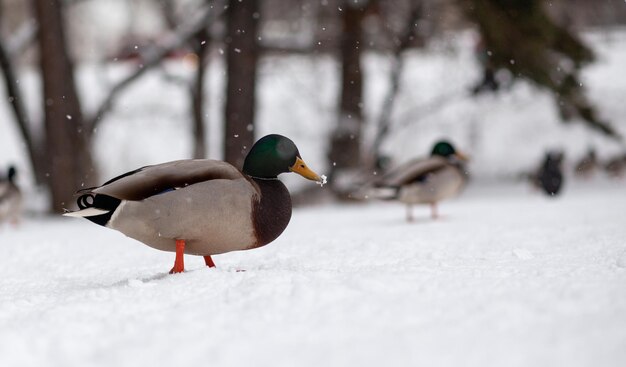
[[1, 24, 626, 367], [1, 179, 625, 367]]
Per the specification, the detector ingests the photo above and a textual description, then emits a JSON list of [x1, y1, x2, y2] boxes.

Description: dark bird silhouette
[[0, 166, 23, 225], [537, 151, 564, 196]]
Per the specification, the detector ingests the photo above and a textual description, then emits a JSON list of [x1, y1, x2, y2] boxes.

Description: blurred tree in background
[[224, 0, 259, 169], [0, 0, 624, 212], [158, 0, 212, 160], [461, 0, 619, 138], [326, 0, 370, 187], [0, 0, 221, 212], [34, 0, 96, 213]]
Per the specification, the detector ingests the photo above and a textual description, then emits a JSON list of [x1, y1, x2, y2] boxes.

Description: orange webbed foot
[[204, 255, 216, 268], [169, 239, 186, 274]]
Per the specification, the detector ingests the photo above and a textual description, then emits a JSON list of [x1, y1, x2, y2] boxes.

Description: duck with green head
[[371, 140, 468, 221], [64, 134, 324, 273]]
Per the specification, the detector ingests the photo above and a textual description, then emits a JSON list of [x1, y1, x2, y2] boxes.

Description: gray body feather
[[68, 160, 270, 255], [109, 177, 259, 255], [376, 156, 466, 204]]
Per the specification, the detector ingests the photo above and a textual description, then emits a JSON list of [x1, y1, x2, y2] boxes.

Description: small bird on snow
[[0, 166, 23, 226], [64, 134, 326, 273], [535, 150, 564, 196]]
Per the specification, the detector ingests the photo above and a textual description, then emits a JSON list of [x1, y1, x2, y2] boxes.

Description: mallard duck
[[369, 141, 468, 221], [64, 134, 325, 273], [0, 166, 23, 225], [535, 150, 564, 196]]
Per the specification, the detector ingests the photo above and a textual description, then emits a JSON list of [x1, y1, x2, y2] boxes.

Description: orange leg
[[169, 239, 185, 274], [406, 204, 414, 222], [204, 255, 216, 268], [431, 203, 439, 220]]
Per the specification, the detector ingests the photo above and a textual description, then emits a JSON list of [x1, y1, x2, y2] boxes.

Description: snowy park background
[[1, 1, 626, 366]]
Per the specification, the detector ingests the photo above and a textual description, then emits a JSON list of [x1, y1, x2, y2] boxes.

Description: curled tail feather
[[63, 193, 121, 226]]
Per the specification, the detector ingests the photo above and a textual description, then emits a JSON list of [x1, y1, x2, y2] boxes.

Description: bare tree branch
[[6, 19, 38, 58], [157, 0, 213, 158], [260, 41, 316, 54], [158, 0, 179, 30], [87, 1, 226, 133], [393, 89, 468, 131], [63, 0, 97, 5], [0, 35, 43, 181], [370, 2, 423, 167]]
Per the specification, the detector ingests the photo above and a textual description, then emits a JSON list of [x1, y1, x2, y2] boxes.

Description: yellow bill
[[290, 157, 323, 183], [455, 151, 470, 161]]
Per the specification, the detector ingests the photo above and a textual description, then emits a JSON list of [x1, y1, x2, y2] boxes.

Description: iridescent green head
[[243, 134, 322, 181], [431, 140, 468, 161], [431, 141, 456, 157]]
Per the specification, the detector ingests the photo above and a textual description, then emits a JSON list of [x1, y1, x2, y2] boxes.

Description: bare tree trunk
[[224, 0, 259, 168], [33, 0, 97, 212], [191, 30, 209, 159], [328, 2, 367, 184]]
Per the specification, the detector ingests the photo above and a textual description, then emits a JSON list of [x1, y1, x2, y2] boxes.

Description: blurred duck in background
[[535, 150, 564, 197], [368, 141, 469, 222], [574, 148, 598, 178], [0, 165, 23, 226]]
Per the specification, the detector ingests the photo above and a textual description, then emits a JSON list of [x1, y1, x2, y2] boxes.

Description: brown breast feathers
[[250, 178, 292, 248]]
